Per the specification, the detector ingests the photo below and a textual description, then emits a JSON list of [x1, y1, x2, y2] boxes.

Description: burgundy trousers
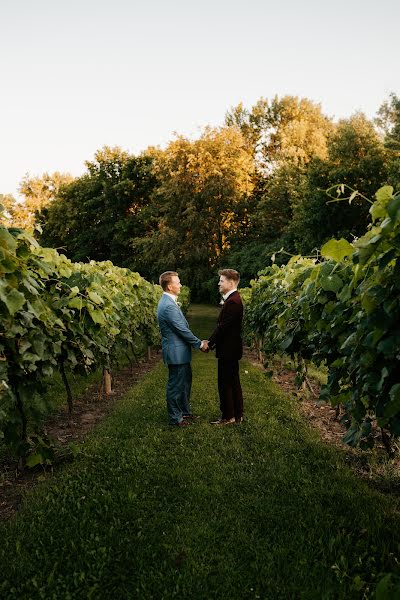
[[217, 359, 243, 420]]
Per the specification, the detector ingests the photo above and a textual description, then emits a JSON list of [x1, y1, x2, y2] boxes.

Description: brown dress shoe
[[173, 420, 192, 427]]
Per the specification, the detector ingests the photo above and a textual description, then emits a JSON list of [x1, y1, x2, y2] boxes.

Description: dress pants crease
[[217, 359, 243, 421], [167, 363, 192, 424]]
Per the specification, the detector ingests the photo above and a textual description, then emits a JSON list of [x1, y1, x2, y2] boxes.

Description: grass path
[[1, 305, 400, 599]]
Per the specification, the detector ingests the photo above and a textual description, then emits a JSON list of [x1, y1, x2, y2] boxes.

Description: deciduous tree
[[137, 127, 255, 296]]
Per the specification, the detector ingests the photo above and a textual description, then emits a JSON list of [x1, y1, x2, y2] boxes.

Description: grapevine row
[[0, 211, 164, 461], [243, 186, 400, 449]]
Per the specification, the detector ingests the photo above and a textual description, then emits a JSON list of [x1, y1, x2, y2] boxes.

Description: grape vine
[[243, 186, 400, 449]]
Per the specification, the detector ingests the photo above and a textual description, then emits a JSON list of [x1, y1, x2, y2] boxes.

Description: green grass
[[1, 304, 400, 599]]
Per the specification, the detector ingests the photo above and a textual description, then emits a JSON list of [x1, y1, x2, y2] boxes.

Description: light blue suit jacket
[[157, 294, 201, 364]]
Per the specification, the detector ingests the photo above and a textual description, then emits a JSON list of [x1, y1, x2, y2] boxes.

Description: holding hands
[[201, 340, 209, 352]]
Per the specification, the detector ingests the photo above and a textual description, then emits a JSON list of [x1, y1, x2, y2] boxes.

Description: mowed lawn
[[1, 304, 400, 599]]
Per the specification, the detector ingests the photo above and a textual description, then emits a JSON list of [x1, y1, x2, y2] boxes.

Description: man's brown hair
[[219, 269, 240, 284], [159, 271, 178, 291]]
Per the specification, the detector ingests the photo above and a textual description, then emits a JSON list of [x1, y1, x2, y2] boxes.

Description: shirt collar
[[164, 292, 178, 303], [222, 288, 237, 301]]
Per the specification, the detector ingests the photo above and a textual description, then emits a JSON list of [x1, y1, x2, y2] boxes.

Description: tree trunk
[[60, 360, 73, 414], [124, 350, 133, 369], [381, 428, 394, 457], [129, 342, 139, 365], [15, 387, 27, 443]]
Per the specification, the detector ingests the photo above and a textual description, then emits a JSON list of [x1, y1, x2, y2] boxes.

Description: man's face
[[218, 275, 235, 295], [168, 275, 182, 296]]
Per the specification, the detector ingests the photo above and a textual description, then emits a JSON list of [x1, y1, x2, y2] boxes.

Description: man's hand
[[201, 340, 209, 352]]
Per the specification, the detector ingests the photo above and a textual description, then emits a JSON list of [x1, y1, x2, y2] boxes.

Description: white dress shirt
[[164, 292, 178, 303], [222, 288, 237, 301]]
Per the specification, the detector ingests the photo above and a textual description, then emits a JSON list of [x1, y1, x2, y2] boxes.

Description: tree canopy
[[4, 93, 398, 298]]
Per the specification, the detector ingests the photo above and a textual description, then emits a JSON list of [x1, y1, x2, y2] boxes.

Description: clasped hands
[[201, 340, 210, 352]]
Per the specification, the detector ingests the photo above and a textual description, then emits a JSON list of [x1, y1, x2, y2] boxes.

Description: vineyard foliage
[[0, 207, 164, 458], [244, 186, 400, 448]]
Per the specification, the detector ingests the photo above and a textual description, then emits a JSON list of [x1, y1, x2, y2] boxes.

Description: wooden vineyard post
[[257, 337, 264, 363], [103, 368, 113, 395]]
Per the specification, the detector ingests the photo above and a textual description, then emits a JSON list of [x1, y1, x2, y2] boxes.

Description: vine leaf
[[321, 238, 353, 262]]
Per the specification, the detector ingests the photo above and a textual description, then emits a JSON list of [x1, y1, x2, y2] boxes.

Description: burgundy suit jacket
[[208, 290, 243, 360]]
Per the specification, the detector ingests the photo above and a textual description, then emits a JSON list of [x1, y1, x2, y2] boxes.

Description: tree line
[[2, 93, 400, 299]]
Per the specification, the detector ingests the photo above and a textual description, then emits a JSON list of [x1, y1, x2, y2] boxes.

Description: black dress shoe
[[210, 418, 235, 425]]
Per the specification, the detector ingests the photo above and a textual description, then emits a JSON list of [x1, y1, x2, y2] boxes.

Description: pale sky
[[1, 0, 399, 198]]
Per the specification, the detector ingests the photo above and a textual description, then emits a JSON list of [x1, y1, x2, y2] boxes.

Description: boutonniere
[[177, 301, 182, 308], [219, 299, 224, 305]]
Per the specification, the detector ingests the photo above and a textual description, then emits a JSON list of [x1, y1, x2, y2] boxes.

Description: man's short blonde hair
[[159, 271, 178, 291], [219, 269, 240, 284]]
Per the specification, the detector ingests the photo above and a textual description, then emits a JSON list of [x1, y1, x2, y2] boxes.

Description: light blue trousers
[[166, 363, 192, 424]]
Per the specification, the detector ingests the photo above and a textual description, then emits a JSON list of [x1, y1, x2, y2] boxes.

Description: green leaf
[[352, 575, 364, 592], [340, 332, 356, 350], [321, 238, 354, 262], [338, 284, 352, 302], [68, 442, 81, 457], [22, 352, 41, 363], [357, 244, 377, 265], [370, 186, 394, 222], [378, 336, 400, 356], [375, 185, 394, 203], [375, 573, 393, 600], [0, 288, 26, 315], [361, 294, 377, 315], [387, 194, 400, 222], [0, 256, 18, 273], [0, 228, 18, 251], [38, 247, 58, 263], [379, 248, 396, 270], [26, 452, 43, 468], [88, 307, 107, 325], [384, 384, 400, 418], [68, 297, 83, 310], [27, 299, 47, 320], [319, 274, 343, 293], [88, 290, 104, 305], [18, 340, 32, 354], [280, 335, 293, 350], [59, 266, 72, 278]]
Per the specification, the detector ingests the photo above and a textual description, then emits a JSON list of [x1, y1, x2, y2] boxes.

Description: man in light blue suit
[[157, 271, 208, 426]]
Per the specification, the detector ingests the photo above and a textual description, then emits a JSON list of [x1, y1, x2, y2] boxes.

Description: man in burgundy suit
[[208, 269, 244, 425]]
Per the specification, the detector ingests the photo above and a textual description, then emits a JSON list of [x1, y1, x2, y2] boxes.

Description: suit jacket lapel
[[165, 295, 188, 326], [218, 291, 239, 323]]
